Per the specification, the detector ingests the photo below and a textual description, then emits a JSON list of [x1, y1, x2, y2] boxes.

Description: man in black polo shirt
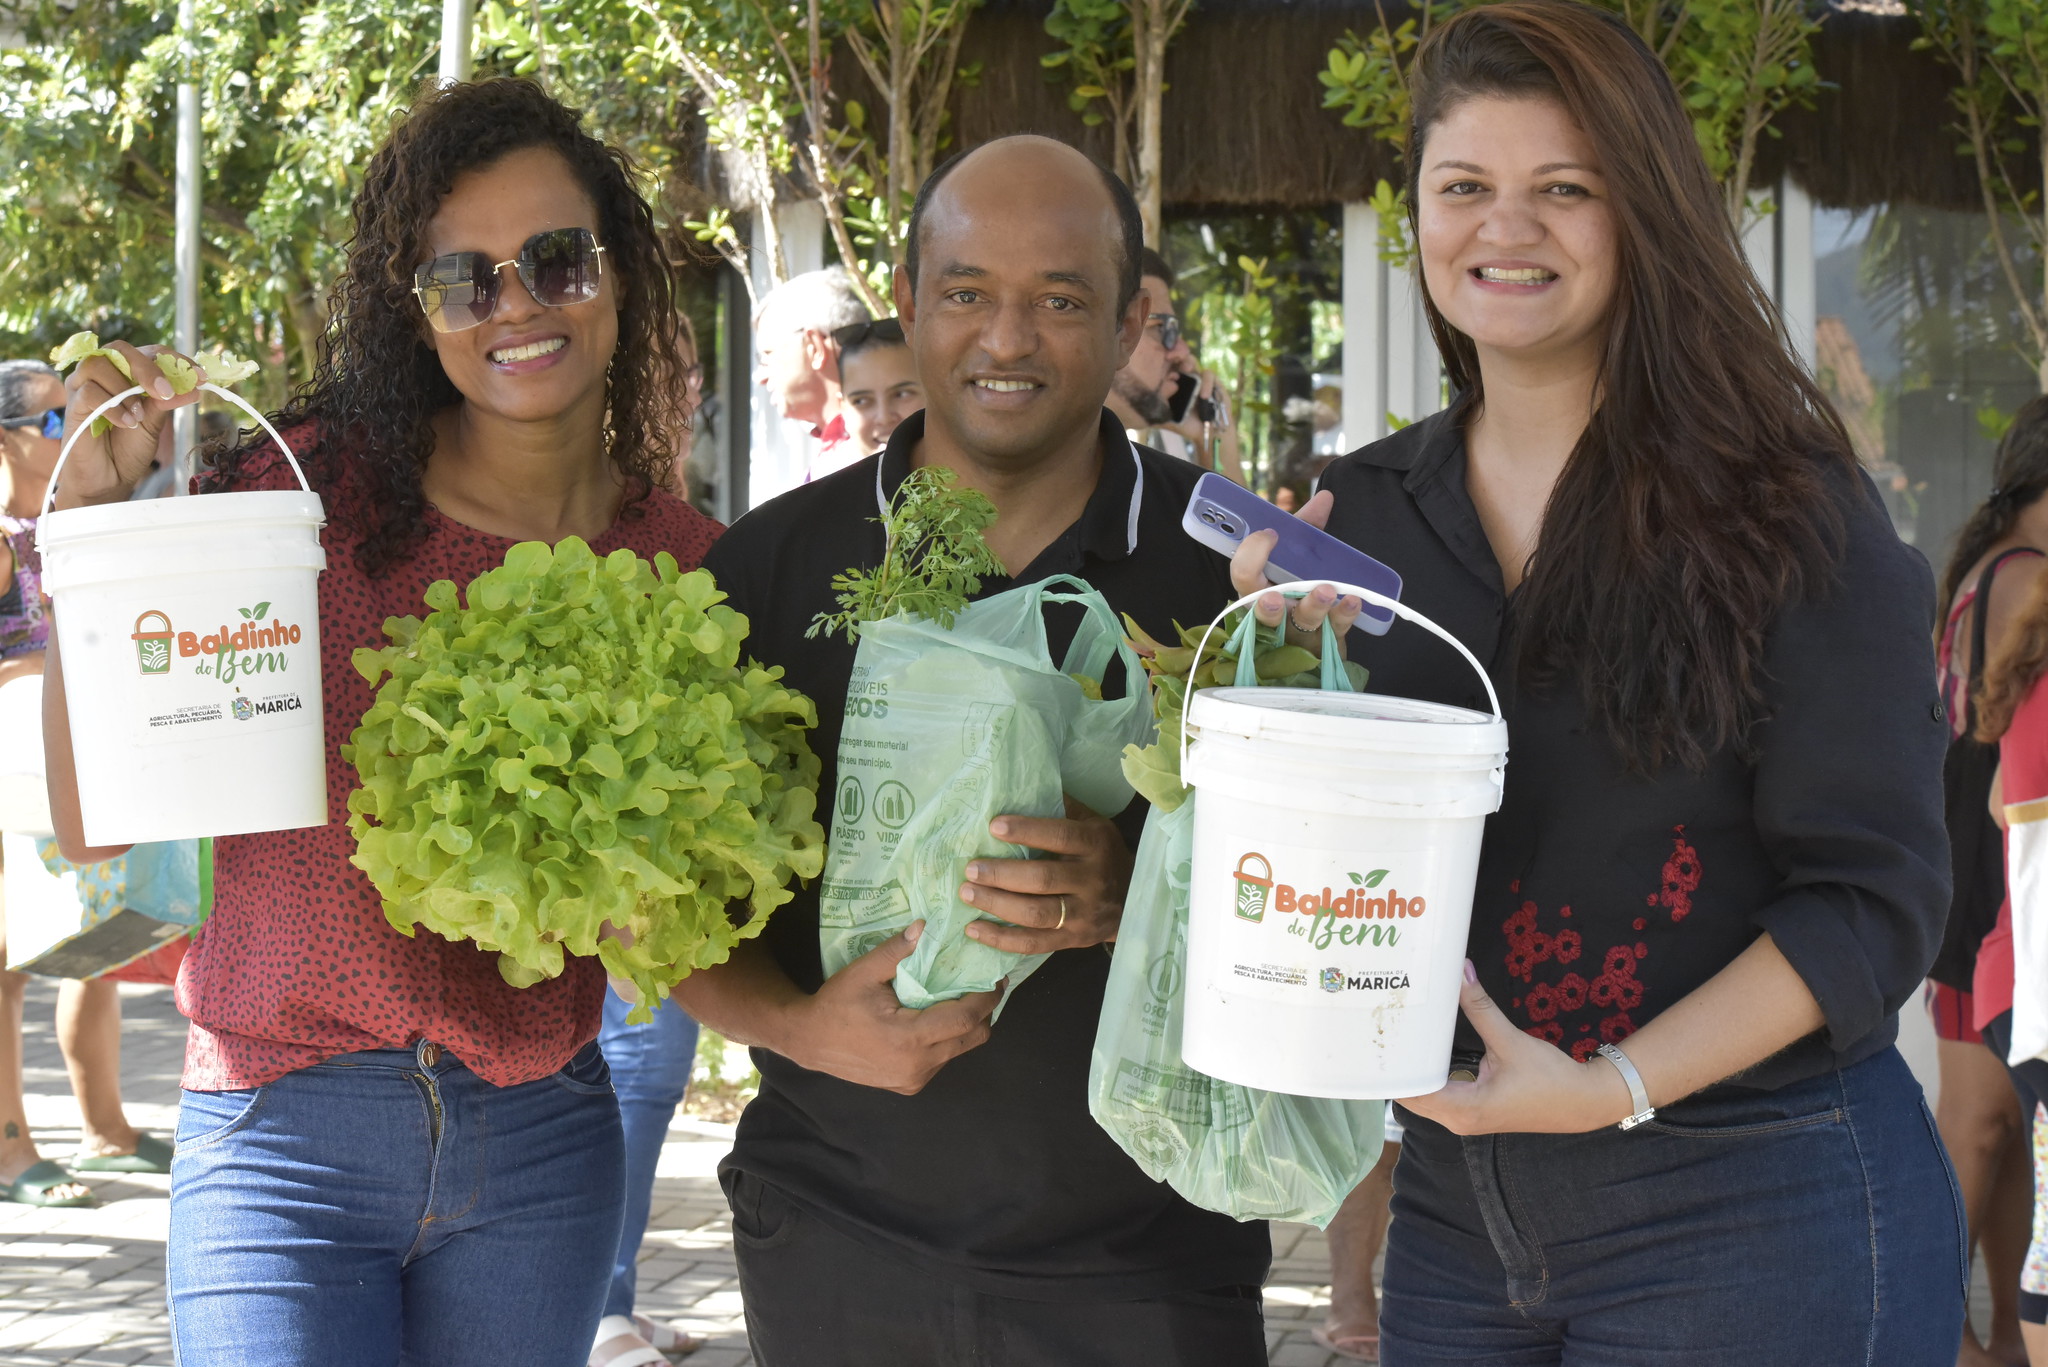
[[681, 134, 1269, 1364]]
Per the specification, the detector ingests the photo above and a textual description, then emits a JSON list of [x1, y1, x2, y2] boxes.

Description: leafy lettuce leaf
[[344, 538, 826, 1018], [48, 333, 260, 435]]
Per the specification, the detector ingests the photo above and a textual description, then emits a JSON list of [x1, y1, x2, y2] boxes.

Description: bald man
[[683, 136, 1268, 1364]]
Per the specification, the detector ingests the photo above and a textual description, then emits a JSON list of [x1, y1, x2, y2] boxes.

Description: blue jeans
[[597, 986, 699, 1319], [1381, 1045, 1966, 1366], [167, 1040, 625, 1367]]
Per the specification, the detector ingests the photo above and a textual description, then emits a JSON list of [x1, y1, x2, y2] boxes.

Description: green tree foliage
[[0, 0, 450, 391], [1916, 0, 2048, 391], [1041, 0, 1195, 245], [1318, 0, 1822, 247]]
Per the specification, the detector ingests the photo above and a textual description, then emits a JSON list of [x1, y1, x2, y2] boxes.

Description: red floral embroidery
[[1656, 827, 1701, 923], [1500, 829, 1701, 1051]]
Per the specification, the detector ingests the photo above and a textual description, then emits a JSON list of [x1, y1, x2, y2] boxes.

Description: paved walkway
[[0, 981, 1363, 1366]]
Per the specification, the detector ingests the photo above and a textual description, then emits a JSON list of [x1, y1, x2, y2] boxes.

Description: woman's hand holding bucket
[[1395, 961, 1640, 1135], [1226, 489, 1367, 647], [56, 342, 207, 510]]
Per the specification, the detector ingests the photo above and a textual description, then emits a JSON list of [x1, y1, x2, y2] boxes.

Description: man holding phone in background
[[1106, 248, 1246, 486]]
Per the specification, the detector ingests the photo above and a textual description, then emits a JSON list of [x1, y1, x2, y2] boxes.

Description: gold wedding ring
[[1057, 897, 1068, 930]]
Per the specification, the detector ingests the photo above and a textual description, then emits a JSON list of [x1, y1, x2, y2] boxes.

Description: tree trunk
[[1132, 0, 1166, 247], [888, 6, 915, 266], [283, 268, 322, 388]]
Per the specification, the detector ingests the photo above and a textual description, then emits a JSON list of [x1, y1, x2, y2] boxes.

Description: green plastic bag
[[819, 574, 1152, 1008], [1089, 611, 1385, 1226]]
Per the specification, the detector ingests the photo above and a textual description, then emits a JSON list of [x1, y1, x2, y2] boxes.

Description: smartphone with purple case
[[1181, 472, 1401, 634]]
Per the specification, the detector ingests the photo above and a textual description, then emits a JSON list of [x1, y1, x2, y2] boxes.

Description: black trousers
[[725, 1171, 1268, 1367]]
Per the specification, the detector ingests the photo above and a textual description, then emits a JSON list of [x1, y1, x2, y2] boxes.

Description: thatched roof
[[775, 0, 2036, 216], [1773, 9, 2000, 211], [942, 0, 1396, 208]]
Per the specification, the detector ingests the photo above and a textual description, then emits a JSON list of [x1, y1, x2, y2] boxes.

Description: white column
[[438, 0, 473, 84], [171, 0, 200, 493], [1341, 202, 1384, 451], [1740, 187, 1778, 304], [1778, 179, 1817, 371]]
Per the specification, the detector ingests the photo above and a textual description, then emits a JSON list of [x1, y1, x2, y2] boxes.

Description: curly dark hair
[[203, 78, 687, 574]]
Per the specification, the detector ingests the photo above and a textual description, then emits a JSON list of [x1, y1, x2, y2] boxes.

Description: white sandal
[[631, 1313, 704, 1356], [589, 1315, 680, 1367]]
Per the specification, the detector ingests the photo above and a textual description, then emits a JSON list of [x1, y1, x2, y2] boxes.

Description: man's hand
[[790, 922, 1001, 1094], [960, 795, 1133, 953]]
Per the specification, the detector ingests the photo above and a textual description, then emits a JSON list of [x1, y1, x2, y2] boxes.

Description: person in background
[[753, 266, 869, 482], [832, 318, 923, 454], [1315, 1138, 1396, 1361], [1972, 512, 2048, 1366], [0, 359, 169, 1208], [1935, 394, 2048, 1367], [590, 980, 705, 1367], [1271, 484, 1300, 513], [1239, 2, 1961, 1357], [1106, 248, 1246, 485], [41, 78, 718, 1363]]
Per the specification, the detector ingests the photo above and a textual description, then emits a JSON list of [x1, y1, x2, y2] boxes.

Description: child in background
[[833, 318, 923, 455]]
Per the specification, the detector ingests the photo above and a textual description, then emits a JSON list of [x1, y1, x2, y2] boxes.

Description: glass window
[[1814, 205, 2040, 555]]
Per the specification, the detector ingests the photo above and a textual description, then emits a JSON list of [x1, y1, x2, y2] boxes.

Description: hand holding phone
[[1181, 473, 1401, 634]]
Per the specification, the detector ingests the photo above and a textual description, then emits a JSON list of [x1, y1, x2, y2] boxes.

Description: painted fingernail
[[153, 379, 173, 399], [1463, 959, 1478, 984]]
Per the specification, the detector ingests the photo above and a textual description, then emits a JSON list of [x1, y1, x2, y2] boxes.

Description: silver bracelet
[[1596, 1042, 1657, 1130]]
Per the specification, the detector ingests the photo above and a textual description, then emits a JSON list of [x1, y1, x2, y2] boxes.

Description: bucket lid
[[1186, 686, 1508, 759], [37, 489, 326, 545]]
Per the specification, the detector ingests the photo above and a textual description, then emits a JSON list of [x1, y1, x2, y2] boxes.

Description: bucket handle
[[36, 382, 311, 550], [1180, 580, 1504, 778]]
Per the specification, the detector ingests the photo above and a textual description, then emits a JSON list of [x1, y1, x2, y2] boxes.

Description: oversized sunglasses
[[412, 227, 608, 334], [1147, 313, 1184, 351], [0, 408, 63, 440]]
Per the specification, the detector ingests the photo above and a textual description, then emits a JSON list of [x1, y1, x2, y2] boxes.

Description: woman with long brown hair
[[40, 78, 717, 1363], [1235, 1, 1962, 1359]]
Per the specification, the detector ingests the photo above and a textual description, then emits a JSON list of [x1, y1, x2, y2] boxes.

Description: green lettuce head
[[345, 538, 825, 1018]]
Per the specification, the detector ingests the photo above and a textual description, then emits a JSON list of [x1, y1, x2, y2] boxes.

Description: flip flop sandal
[[590, 1315, 685, 1367], [71, 1133, 174, 1174], [1311, 1324, 1381, 1363], [4, 1160, 98, 1209], [630, 1313, 704, 1357]]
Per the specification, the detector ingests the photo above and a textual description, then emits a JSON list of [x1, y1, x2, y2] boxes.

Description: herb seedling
[[808, 467, 1006, 640]]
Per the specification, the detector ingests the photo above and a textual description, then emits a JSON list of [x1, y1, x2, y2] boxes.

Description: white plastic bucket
[[36, 384, 328, 845], [1179, 582, 1508, 1099]]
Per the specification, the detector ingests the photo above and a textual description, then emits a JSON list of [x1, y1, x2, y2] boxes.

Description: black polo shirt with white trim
[[700, 407, 1268, 1299]]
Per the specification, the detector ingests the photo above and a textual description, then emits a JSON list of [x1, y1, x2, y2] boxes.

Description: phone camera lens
[[1219, 521, 1237, 536], [1200, 510, 1218, 525]]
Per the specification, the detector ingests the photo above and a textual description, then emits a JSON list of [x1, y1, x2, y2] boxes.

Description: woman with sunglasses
[[40, 79, 715, 1365]]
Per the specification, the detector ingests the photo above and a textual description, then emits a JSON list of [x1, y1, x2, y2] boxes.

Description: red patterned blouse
[[176, 429, 721, 1090]]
